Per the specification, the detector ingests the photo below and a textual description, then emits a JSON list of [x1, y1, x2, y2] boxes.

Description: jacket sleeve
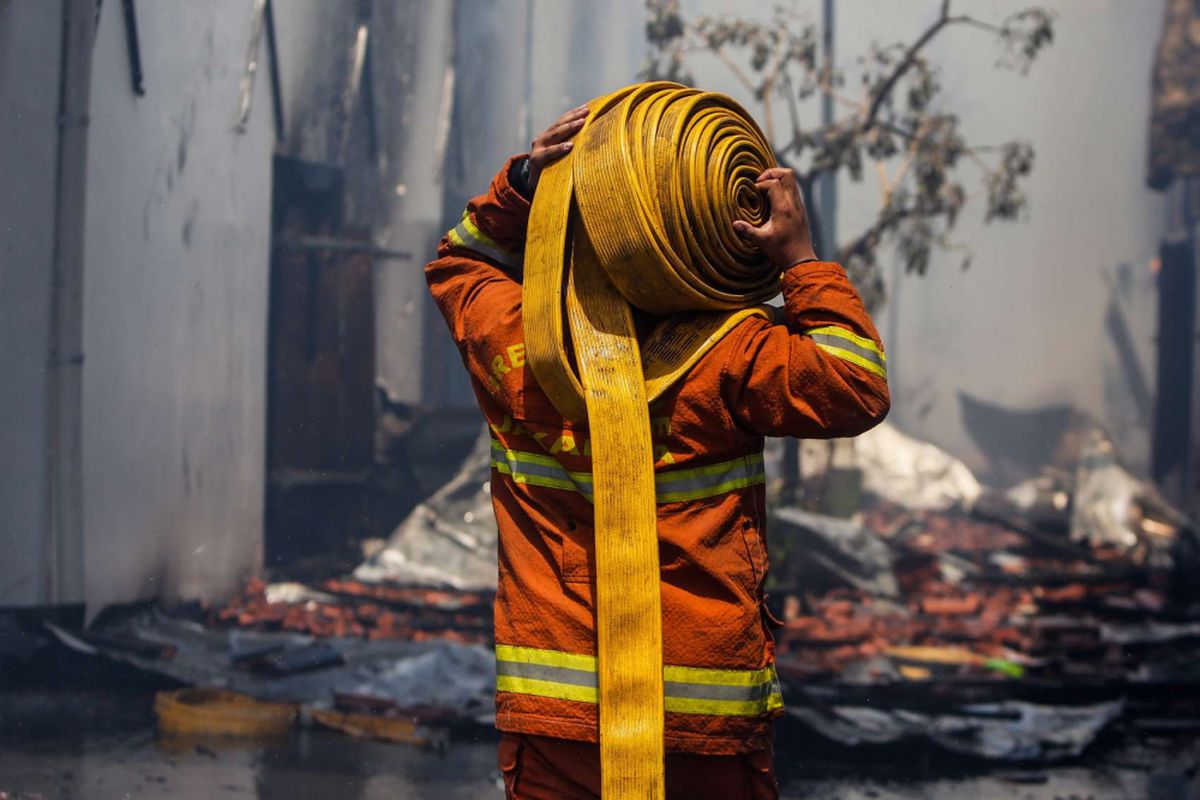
[[425, 156, 531, 399], [719, 262, 891, 439]]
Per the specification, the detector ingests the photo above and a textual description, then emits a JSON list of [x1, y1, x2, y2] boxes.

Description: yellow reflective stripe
[[492, 443, 585, 474], [664, 693, 784, 717], [460, 210, 506, 253], [497, 675, 598, 704], [448, 209, 520, 268], [499, 680, 782, 717], [492, 461, 579, 492], [663, 663, 776, 687], [492, 461, 763, 503], [491, 440, 764, 503], [496, 644, 597, 672], [491, 443, 593, 496], [497, 645, 779, 688], [806, 325, 886, 360], [814, 342, 888, 378], [495, 644, 783, 717], [497, 678, 782, 718], [655, 453, 764, 484], [656, 475, 764, 503]]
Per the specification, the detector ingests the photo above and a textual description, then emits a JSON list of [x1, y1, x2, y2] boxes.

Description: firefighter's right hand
[[526, 105, 590, 194], [732, 167, 818, 269]]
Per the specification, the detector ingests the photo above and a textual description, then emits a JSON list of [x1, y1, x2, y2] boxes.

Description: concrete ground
[[1, 690, 1197, 799]]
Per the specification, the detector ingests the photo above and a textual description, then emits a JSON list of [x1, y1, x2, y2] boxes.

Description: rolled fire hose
[[524, 82, 780, 799]]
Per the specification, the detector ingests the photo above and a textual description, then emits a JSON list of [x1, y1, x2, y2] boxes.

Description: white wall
[[430, 0, 645, 407], [80, 0, 274, 610], [369, 0, 458, 407], [677, 0, 1165, 479], [0, 2, 63, 605], [842, 0, 1165, 477]]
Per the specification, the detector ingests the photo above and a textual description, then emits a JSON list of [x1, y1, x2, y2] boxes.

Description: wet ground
[[1, 689, 1198, 799]]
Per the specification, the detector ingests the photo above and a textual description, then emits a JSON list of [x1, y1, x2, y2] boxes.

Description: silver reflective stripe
[[491, 441, 594, 497], [663, 679, 778, 702], [496, 655, 778, 704], [490, 441, 764, 503], [655, 456, 765, 503], [505, 460, 591, 494], [808, 332, 886, 372], [496, 660, 596, 687]]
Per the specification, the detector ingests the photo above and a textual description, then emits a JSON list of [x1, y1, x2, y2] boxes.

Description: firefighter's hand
[[526, 105, 589, 193], [732, 167, 818, 269]]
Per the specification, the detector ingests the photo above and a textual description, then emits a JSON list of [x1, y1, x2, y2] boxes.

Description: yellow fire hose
[[524, 82, 780, 798]]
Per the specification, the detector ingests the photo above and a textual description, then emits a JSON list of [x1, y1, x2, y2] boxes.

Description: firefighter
[[425, 104, 890, 799]]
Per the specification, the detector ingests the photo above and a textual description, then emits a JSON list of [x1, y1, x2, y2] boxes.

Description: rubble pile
[[212, 577, 492, 645], [772, 498, 1200, 759], [779, 499, 1200, 675]]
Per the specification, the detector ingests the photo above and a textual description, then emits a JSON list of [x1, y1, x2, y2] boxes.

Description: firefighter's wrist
[[509, 156, 534, 200], [776, 241, 818, 271], [783, 257, 821, 273]]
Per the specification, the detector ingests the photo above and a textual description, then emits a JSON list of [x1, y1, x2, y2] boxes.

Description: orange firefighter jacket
[[425, 156, 890, 755]]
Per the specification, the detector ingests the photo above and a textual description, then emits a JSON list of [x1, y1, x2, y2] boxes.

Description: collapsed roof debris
[[852, 422, 983, 512], [354, 429, 499, 590], [214, 577, 491, 644], [788, 699, 1125, 761], [46, 610, 496, 727], [771, 427, 1200, 760]]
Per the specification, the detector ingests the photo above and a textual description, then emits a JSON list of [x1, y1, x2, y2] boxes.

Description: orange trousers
[[498, 733, 779, 800]]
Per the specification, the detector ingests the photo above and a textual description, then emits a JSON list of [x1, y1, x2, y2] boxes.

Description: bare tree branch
[[642, 0, 1052, 308], [861, 3, 959, 133]]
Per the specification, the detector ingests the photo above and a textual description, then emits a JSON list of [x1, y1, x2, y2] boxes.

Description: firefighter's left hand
[[526, 105, 590, 193], [732, 167, 818, 269]]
